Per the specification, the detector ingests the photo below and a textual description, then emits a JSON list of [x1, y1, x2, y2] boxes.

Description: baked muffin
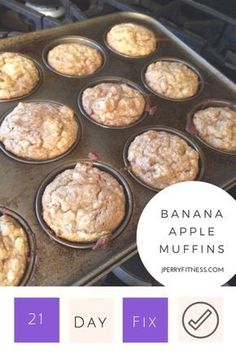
[[127, 130, 199, 189], [106, 23, 156, 57], [0, 52, 40, 100], [47, 43, 103, 76], [193, 106, 236, 152], [42, 162, 126, 242], [0, 215, 29, 286], [145, 60, 199, 99], [0, 102, 78, 160], [82, 82, 146, 126]]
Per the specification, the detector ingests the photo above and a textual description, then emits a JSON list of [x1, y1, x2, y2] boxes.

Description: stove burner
[[0, 0, 235, 82], [112, 254, 163, 286], [25, 1, 65, 18]]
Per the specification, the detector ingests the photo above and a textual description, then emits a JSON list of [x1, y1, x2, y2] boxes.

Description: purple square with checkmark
[[14, 298, 60, 343], [123, 298, 168, 343]]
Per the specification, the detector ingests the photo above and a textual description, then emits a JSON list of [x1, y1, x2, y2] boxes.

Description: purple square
[[123, 298, 168, 343], [14, 298, 60, 343]]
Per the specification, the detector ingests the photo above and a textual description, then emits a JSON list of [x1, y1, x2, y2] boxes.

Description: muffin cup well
[[141, 57, 204, 102], [186, 99, 236, 155], [0, 205, 36, 286], [77, 76, 150, 129], [42, 36, 107, 78], [35, 159, 133, 249], [0, 54, 43, 103], [123, 125, 205, 192], [104, 22, 158, 59], [0, 99, 83, 165]]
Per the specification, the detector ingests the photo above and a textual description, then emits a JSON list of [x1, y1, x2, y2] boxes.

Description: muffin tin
[[0, 12, 235, 285]]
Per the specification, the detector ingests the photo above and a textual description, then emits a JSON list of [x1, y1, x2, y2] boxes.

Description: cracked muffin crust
[[145, 60, 199, 99], [106, 23, 156, 57], [82, 82, 146, 126], [0, 215, 29, 286], [42, 162, 126, 242], [0, 102, 79, 160], [47, 43, 103, 76], [127, 130, 199, 189], [193, 106, 236, 152], [0, 52, 40, 100]]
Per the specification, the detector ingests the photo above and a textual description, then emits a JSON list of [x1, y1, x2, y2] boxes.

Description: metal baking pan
[[0, 12, 235, 286]]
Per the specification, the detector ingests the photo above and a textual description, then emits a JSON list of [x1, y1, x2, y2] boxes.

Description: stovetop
[[0, 0, 236, 82]]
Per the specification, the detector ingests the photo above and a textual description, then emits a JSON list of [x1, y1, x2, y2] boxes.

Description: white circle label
[[137, 181, 236, 288]]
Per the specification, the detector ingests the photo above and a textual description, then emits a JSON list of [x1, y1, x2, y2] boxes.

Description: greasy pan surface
[[0, 12, 235, 285]]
